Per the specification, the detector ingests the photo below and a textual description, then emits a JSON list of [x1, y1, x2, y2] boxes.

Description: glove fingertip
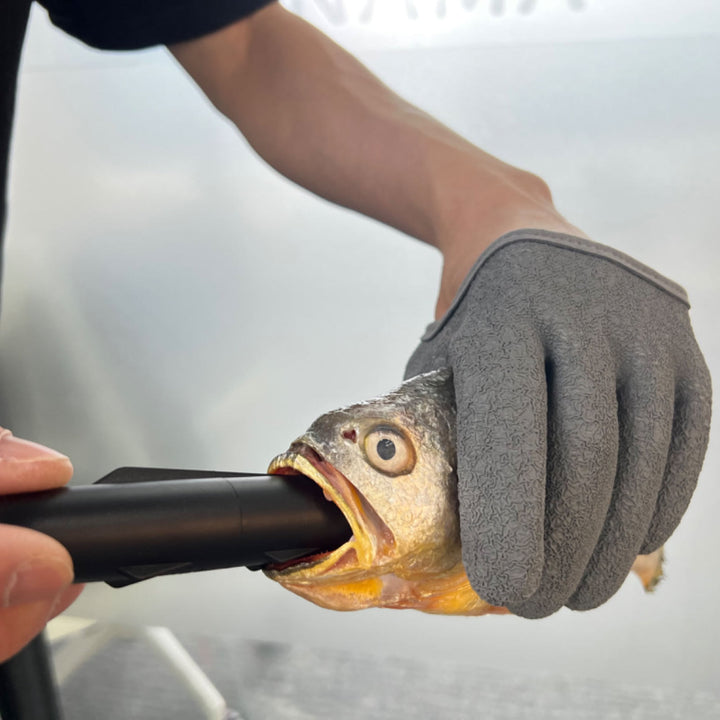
[[462, 535, 544, 608]]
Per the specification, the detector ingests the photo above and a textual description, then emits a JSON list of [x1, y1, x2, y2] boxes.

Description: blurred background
[[1, 0, 719, 716]]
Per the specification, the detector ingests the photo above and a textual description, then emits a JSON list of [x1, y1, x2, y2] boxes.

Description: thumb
[[1, 525, 74, 607]]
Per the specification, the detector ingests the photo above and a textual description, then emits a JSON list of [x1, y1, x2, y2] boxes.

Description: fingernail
[[3, 559, 73, 607], [0, 430, 69, 463]]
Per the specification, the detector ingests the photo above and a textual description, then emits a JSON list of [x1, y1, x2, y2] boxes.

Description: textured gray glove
[[405, 229, 712, 618]]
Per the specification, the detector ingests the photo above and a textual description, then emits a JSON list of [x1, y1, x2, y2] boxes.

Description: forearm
[[170, 3, 582, 315], [171, 6, 461, 242]]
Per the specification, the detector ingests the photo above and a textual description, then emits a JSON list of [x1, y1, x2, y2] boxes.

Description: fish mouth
[[265, 444, 395, 581]]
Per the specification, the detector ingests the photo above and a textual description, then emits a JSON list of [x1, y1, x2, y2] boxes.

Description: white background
[[2, 0, 719, 695]]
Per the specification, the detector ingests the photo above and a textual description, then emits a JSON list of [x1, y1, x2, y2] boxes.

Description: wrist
[[432, 168, 588, 319]]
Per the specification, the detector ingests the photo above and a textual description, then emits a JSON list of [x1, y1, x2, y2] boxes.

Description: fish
[[264, 369, 664, 615]]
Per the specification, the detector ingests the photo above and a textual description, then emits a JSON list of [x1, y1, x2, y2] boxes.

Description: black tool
[[0, 634, 63, 720], [0, 467, 350, 587]]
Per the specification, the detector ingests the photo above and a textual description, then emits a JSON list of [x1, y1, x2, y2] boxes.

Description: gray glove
[[405, 229, 712, 618]]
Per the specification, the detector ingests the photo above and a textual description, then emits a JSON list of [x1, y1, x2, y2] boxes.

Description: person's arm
[[168, 2, 583, 318], [169, 4, 711, 617]]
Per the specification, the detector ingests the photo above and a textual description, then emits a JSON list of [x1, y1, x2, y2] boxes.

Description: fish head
[[265, 370, 500, 614]]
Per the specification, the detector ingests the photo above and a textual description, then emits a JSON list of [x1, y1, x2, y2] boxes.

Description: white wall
[[2, 1, 718, 694]]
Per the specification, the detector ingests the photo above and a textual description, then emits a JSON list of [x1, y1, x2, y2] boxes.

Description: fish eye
[[363, 426, 415, 476]]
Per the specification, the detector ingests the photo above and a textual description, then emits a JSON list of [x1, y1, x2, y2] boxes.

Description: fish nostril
[[341, 428, 357, 443]]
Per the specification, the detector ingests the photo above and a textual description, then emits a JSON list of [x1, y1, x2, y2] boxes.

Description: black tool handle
[[0, 634, 64, 720], [0, 472, 349, 587]]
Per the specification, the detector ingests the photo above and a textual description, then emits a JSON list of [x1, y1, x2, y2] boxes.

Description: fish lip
[[265, 443, 394, 579]]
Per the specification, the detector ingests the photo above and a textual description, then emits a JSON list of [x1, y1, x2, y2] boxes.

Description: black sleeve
[[37, 0, 276, 50]]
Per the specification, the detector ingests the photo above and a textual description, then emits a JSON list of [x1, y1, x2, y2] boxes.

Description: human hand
[[405, 229, 712, 618], [0, 429, 83, 661]]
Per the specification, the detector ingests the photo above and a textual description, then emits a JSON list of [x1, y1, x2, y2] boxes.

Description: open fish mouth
[[265, 443, 395, 581]]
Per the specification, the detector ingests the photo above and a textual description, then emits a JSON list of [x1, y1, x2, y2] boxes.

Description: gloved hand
[[405, 229, 712, 618]]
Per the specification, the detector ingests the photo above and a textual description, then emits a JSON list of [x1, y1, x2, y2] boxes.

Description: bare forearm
[[170, 3, 583, 316], [172, 6, 465, 242]]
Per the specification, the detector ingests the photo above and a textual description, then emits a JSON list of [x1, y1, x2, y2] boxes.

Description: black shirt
[[0, 0, 274, 259]]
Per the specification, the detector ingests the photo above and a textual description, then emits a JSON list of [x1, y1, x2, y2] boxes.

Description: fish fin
[[631, 547, 665, 592]]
